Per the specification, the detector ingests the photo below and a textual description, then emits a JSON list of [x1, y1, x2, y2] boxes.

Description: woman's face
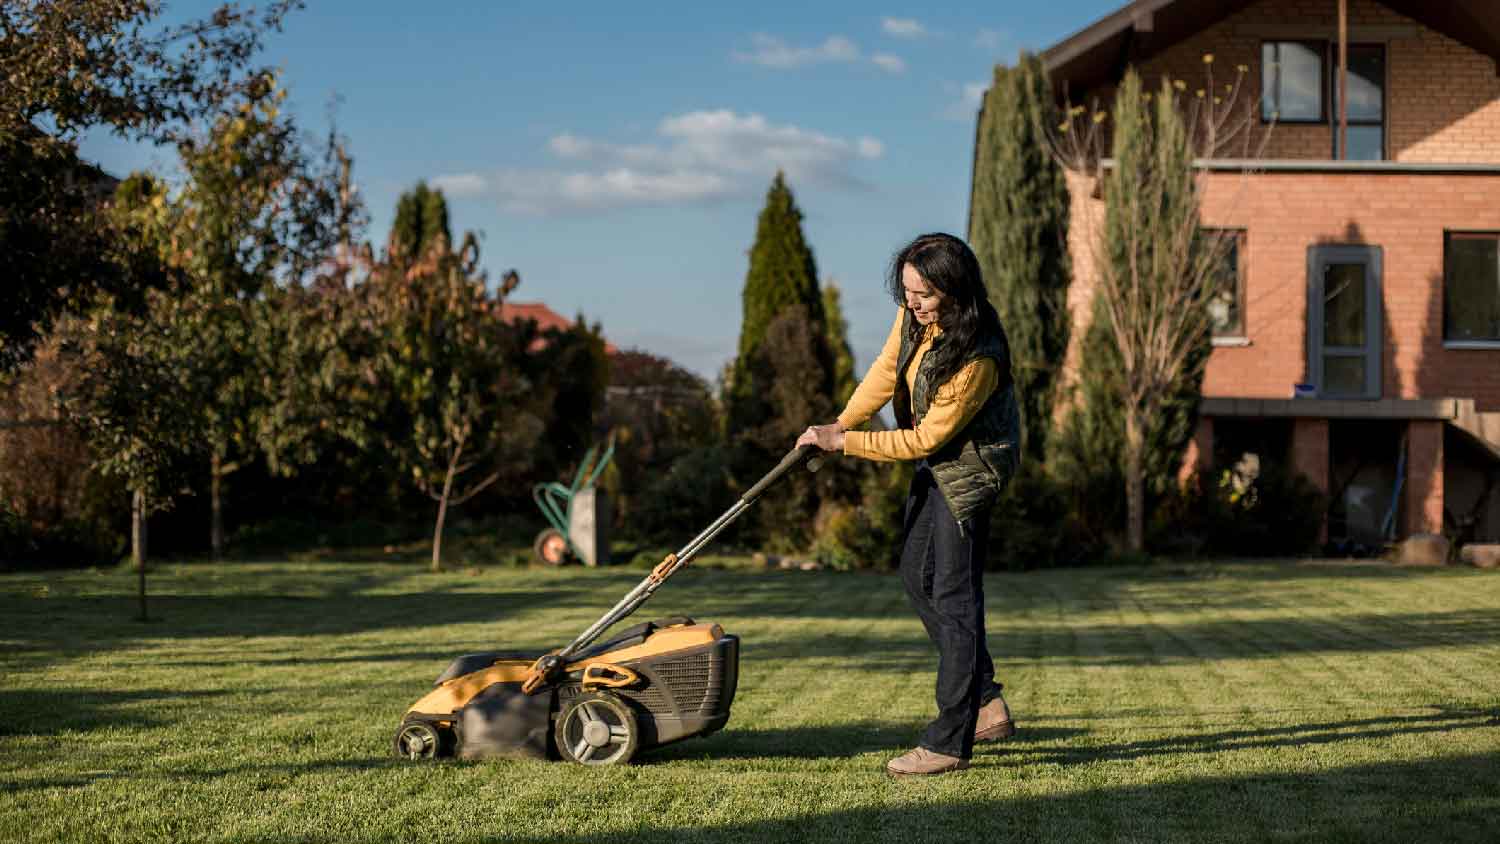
[[901, 263, 943, 326]]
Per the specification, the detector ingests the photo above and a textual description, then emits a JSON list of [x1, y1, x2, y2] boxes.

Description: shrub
[[0, 506, 123, 571], [1149, 463, 1326, 557], [626, 445, 738, 548], [810, 462, 911, 571], [987, 463, 1107, 570]]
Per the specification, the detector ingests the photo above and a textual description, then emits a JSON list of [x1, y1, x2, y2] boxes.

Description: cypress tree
[[390, 181, 451, 258], [728, 172, 827, 437], [967, 51, 1071, 464], [822, 281, 857, 408]]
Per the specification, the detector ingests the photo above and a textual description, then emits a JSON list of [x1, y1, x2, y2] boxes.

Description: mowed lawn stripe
[[1, 561, 1497, 843]]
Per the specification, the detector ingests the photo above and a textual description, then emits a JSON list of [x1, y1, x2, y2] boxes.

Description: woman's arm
[[834, 306, 905, 431], [843, 358, 998, 462]]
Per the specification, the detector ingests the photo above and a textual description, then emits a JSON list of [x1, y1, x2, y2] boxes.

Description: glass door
[[1307, 245, 1382, 399]]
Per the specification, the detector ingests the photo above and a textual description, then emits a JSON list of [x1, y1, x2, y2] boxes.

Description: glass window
[[1340, 45, 1384, 122], [1262, 42, 1324, 122], [1323, 262, 1368, 347], [1323, 355, 1366, 396], [1445, 233, 1500, 342], [1332, 44, 1385, 160], [1205, 230, 1246, 337]]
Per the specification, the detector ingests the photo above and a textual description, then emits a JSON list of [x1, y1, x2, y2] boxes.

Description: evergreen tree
[[724, 173, 837, 547], [1055, 70, 1213, 551], [968, 51, 1071, 464], [822, 282, 857, 408], [727, 172, 828, 438], [390, 181, 451, 259]]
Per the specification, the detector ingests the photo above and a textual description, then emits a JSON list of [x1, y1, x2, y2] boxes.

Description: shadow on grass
[[0, 589, 581, 656], [644, 708, 1499, 768], [984, 707, 1500, 767], [644, 722, 1090, 763], [0, 688, 231, 737], [6, 564, 1498, 675], [741, 606, 1500, 669], [545, 756, 1494, 844]]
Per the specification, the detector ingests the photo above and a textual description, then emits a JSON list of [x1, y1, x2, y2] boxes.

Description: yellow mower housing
[[395, 618, 740, 765]]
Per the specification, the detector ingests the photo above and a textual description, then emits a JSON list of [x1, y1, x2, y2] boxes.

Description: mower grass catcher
[[395, 445, 816, 766]]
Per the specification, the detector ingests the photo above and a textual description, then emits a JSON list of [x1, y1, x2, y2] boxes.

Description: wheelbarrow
[[532, 438, 614, 565]]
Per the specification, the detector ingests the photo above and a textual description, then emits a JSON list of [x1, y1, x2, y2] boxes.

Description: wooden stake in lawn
[[1045, 59, 1272, 551]]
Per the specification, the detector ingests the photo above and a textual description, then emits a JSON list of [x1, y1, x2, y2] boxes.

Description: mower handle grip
[[742, 445, 816, 502]]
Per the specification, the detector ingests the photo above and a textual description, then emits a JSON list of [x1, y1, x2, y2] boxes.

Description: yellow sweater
[[837, 307, 998, 462]]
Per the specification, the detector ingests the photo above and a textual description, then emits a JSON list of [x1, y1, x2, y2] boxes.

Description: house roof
[[1042, 0, 1500, 95], [496, 301, 619, 354]]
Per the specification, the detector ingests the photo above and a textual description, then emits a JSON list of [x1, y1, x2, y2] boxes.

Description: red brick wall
[[1292, 418, 1331, 542], [1405, 419, 1444, 535], [1078, 0, 1500, 163], [1064, 170, 1500, 412]]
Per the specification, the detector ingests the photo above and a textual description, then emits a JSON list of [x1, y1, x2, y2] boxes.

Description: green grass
[[2, 559, 1498, 843]]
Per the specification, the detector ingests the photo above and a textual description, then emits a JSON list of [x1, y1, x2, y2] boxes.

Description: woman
[[797, 232, 1020, 777]]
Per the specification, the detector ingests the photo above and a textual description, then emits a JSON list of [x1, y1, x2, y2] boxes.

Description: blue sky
[[80, 0, 1119, 383]]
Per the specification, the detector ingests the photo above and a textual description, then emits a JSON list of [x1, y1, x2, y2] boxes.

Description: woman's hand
[[796, 422, 846, 452]]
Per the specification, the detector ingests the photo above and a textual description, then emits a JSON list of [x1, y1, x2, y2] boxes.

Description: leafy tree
[[968, 51, 1072, 463], [0, 335, 124, 566], [59, 303, 200, 619], [1047, 64, 1260, 551], [599, 350, 720, 540], [109, 77, 350, 559], [0, 0, 303, 372], [357, 230, 548, 571]]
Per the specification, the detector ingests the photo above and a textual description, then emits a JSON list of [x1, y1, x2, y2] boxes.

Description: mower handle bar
[[553, 445, 816, 662]]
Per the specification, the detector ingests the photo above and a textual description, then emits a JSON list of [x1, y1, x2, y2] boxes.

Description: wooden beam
[[1232, 24, 1420, 40], [1338, 0, 1348, 161]]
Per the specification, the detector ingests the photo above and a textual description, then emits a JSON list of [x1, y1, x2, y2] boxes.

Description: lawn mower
[[394, 445, 816, 765]]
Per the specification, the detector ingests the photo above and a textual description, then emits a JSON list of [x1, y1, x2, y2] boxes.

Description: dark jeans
[[899, 464, 1001, 760]]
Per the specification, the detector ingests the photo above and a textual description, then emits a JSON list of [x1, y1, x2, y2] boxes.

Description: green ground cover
[[2, 560, 1498, 843]]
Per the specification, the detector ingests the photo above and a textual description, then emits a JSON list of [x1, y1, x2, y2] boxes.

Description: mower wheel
[[394, 720, 451, 760], [533, 528, 569, 566], [555, 691, 639, 766]]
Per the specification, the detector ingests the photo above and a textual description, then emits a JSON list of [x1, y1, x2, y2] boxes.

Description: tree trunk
[[211, 452, 223, 562], [429, 440, 462, 572], [132, 487, 148, 621], [429, 467, 456, 575], [1124, 409, 1146, 553]]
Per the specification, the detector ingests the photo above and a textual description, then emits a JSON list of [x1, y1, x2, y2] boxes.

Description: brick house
[[1036, 0, 1500, 547], [496, 301, 619, 355]]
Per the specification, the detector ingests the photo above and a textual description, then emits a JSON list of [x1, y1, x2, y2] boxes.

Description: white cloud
[[941, 81, 990, 121], [871, 53, 907, 74], [974, 28, 1005, 51], [732, 33, 859, 69], [882, 17, 928, 38], [436, 110, 885, 215], [430, 172, 488, 197]]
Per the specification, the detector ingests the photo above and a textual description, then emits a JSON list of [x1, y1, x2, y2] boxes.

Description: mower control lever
[[543, 446, 818, 674], [521, 653, 565, 695]]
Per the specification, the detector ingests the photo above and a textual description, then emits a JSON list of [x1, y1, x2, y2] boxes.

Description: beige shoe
[[886, 746, 969, 777], [974, 695, 1016, 742]]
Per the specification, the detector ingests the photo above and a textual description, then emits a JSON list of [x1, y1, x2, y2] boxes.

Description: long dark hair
[[886, 232, 1009, 391]]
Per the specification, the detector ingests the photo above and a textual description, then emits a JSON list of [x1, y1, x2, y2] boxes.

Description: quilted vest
[[892, 309, 1021, 524]]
